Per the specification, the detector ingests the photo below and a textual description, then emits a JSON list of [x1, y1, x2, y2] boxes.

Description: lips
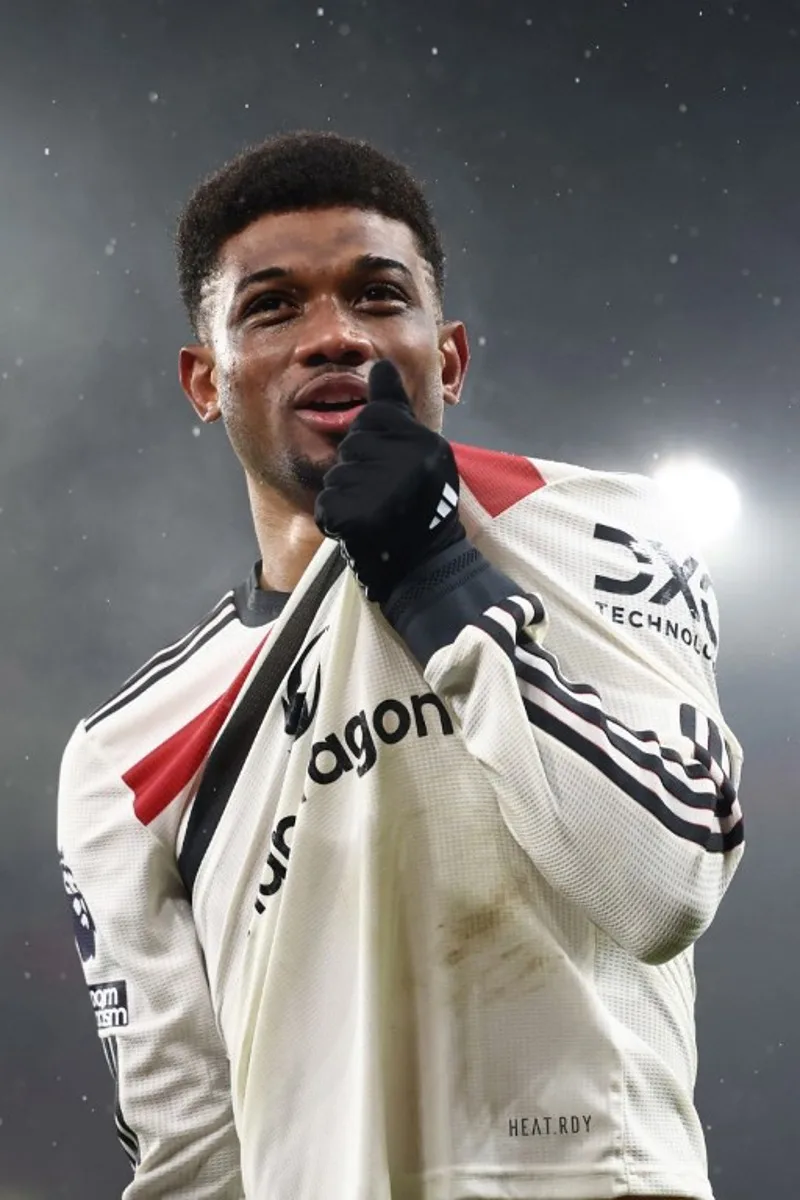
[[293, 373, 369, 411], [303, 398, 362, 411]]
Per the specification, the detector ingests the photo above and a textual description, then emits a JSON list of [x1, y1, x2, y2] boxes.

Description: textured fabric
[[56, 446, 744, 1200]]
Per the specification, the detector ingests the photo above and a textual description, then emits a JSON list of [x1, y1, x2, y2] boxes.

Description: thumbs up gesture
[[315, 359, 464, 603]]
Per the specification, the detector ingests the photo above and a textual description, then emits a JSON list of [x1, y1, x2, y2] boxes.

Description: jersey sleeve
[[57, 724, 244, 1198], [382, 471, 744, 966]]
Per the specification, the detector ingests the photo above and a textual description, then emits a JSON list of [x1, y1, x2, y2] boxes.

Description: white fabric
[[57, 452, 743, 1200]]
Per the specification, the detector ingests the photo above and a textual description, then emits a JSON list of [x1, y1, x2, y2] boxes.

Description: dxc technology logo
[[592, 523, 719, 660]]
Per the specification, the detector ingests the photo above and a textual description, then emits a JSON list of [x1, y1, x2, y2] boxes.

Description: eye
[[244, 292, 294, 319], [359, 282, 408, 306]]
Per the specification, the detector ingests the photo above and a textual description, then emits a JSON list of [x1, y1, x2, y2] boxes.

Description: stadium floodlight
[[651, 457, 742, 547]]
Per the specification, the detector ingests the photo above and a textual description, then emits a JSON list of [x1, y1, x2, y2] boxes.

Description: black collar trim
[[232, 560, 291, 628]]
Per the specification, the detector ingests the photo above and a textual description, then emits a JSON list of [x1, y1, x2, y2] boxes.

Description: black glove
[[315, 360, 466, 602]]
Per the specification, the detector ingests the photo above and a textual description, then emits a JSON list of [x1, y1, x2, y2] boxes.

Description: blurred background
[[0, 0, 797, 1196]]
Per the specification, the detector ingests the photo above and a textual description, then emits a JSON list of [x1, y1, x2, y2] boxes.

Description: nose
[[293, 297, 373, 368]]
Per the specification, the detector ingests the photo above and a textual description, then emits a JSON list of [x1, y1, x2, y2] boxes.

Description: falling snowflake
[[148, 91, 159, 103]]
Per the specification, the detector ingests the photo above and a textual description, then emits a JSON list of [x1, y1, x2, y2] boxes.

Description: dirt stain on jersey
[[444, 904, 504, 966], [441, 886, 560, 1002], [440, 886, 565, 1115]]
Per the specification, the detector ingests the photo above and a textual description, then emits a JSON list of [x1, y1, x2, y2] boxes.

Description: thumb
[[368, 359, 411, 409]]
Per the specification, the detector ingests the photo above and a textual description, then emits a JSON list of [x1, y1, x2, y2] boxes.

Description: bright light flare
[[651, 457, 742, 547]]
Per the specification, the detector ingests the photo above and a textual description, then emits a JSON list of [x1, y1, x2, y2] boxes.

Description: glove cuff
[[380, 536, 520, 667]]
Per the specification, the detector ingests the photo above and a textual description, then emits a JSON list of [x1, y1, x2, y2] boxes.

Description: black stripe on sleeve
[[707, 717, 724, 771], [470, 610, 517, 660], [525, 642, 737, 800], [494, 593, 547, 628], [467, 592, 546, 662], [680, 702, 697, 741], [539, 641, 740, 821], [514, 644, 742, 851], [517, 650, 725, 814], [457, 590, 742, 854], [521, 691, 744, 854], [85, 604, 238, 732], [101, 1035, 140, 1169]]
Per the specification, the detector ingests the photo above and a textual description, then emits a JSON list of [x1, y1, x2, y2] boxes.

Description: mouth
[[294, 398, 366, 434], [293, 374, 369, 434], [294, 373, 368, 405], [301, 397, 365, 412]]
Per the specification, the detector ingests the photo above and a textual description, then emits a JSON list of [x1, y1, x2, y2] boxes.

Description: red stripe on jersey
[[452, 443, 547, 517], [124, 636, 269, 826]]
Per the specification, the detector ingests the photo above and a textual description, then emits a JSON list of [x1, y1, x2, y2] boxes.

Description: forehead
[[216, 206, 427, 286]]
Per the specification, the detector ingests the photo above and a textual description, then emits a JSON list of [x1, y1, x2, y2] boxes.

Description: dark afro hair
[[176, 130, 446, 338]]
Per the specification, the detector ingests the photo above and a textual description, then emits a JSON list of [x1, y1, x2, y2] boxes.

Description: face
[[179, 207, 469, 512]]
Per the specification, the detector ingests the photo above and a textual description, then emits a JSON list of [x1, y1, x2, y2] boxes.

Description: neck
[[247, 476, 325, 594]]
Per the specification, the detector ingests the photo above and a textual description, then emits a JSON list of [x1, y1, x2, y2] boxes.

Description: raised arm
[[315, 362, 745, 966], [381, 475, 744, 965]]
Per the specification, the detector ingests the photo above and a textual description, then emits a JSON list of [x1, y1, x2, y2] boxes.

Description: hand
[[314, 360, 465, 602]]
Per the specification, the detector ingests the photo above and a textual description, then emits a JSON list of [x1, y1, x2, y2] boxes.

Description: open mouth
[[295, 399, 367, 433], [302, 398, 365, 412]]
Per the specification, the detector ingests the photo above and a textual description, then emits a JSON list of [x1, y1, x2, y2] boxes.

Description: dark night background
[[1, 0, 797, 1196]]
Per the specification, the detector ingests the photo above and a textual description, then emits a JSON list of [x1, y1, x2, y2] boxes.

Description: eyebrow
[[354, 254, 414, 280], [233, 253, 414, 299], [233, 265, 291, 298]]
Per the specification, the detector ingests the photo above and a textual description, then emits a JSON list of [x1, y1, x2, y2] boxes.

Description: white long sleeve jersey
[[57, 445, 744, 1200]]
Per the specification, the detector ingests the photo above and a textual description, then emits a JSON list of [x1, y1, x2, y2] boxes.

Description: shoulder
[[452, 441, 660, 526], [456, 443, 723, 673], [454, 443, 708, 595], [58, 579, 280, 855], [63, 581, 275, 783], [82, 588, 242, 731]]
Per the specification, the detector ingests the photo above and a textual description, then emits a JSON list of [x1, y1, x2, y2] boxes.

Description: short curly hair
[[176, 131, 446, 339]]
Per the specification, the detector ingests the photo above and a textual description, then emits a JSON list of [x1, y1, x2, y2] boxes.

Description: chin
[[286, 441, 344, 495], [247, 438, 339, 505]]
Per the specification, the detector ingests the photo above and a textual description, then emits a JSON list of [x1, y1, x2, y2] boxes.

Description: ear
[[438, 320, 469, 409], [179, 344, 220, 423]]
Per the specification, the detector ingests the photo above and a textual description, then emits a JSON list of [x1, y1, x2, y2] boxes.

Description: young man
[[57, 132, 744, 1200]]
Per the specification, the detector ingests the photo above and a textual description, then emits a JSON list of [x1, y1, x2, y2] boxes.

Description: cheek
[[413, 364, 447, 430], [221, 346, 279, 411], [400, 333, 441, 386]]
